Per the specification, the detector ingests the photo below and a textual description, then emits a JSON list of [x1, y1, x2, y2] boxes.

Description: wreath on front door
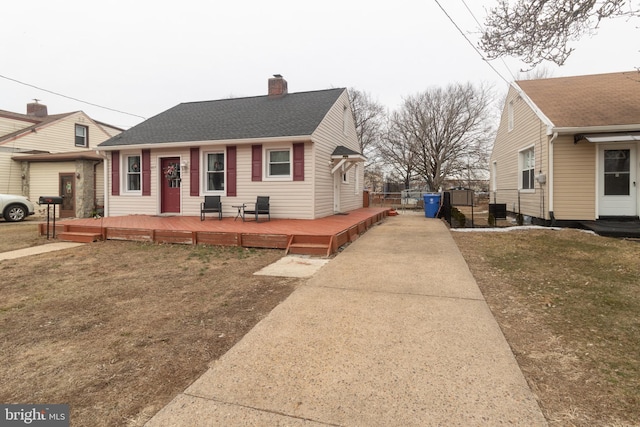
[[164, 163, 180, 181]]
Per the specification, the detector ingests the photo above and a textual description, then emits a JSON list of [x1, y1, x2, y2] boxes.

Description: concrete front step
[[287, 243, 332, 256], [57, 232, 103, 243], [286, 235, 333, 256]]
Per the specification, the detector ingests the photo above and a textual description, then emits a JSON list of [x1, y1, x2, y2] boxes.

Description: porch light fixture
[[181, 159, 189, 169]]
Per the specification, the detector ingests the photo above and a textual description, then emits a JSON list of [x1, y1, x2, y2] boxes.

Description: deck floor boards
[[45, 208, 390, 255]]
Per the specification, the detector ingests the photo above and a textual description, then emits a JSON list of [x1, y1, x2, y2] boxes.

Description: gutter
[[549, 124, 640, 136], [548, 132, 558, 218]]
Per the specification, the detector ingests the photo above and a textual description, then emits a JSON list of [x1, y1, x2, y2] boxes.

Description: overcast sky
[[2, 0, 638, 129]]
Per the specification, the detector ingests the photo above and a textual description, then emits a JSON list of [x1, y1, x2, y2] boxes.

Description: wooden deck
[[39, 208, 391, 256]]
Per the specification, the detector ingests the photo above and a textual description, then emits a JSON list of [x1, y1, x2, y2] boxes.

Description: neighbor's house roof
[[515, 70, 640, 130], [0, 109, 124, 145], [0, 111, 75, 145], [98, 88, 346, 149]]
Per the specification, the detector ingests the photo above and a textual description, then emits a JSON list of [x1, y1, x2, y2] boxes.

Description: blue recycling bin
[[423, 193, 441, 218]]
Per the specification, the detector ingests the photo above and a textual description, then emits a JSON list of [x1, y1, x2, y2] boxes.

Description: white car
[[0, 194, 36, 222]]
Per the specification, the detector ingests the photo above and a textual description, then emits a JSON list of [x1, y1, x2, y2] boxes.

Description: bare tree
[[481, 0, 638, 68], [348, 88, 385, 157], [388, 83, 494, 192], [378, 112, 420, 190]]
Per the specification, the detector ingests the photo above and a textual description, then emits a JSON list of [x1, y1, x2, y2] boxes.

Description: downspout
[[96, 149, 109, 217], [548, 132, 558, 223]]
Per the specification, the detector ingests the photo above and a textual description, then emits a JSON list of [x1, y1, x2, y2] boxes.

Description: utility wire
[[459, 0, 517, 81], [0, 73, 146, 120], [433, 0, 511, 85]]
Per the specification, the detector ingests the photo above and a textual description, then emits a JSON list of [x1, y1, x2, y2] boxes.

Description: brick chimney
[[27, 100, 48, 117], [268, 74, 288, 98]]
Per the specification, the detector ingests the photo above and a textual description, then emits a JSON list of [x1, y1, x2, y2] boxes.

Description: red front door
[[161, 157, 181, 213]]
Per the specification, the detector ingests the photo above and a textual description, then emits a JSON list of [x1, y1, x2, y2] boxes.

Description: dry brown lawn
[[453, 228, 640, 427], [0, 222, 299, 426]]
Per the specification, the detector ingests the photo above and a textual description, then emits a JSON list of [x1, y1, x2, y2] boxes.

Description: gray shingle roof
[[99, 88, 346, 147], [331, 146, 361, 156]]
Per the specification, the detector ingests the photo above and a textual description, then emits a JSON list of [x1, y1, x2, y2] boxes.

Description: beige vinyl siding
[[28, 162, 75, 217], [109, 144, 317, 219], [490, 86, 550, 219], [552, 136, 596, 220], [98, 123, 124, 138], [108, 149, 161, 216], [231, 143, 315, 219], [312, 90, 363, 218], [0, 152, 24, 195], [0, 116, 32, 137], [4, 112, 114, 153]]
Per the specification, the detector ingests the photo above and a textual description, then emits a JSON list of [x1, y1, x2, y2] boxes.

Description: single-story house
[[97, 75, 366, 219], [490, 70, 640, 225], [0, 102, 122, 218]]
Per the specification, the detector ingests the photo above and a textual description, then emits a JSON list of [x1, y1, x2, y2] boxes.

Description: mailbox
[[39, 196, 64, 239], [39, 196, 64, 205]]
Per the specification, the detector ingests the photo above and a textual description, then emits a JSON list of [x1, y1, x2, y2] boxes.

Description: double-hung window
[[267, 149, 291, 178], [206, 152, 225, 191], [75, 124, 88, 147], [520, 147, 535, 190], [126, 155, 141, 192]]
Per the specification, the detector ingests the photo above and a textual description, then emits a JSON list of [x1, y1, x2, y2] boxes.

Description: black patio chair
[[200, 195, 222, 221], [242, 196, 270, 223]]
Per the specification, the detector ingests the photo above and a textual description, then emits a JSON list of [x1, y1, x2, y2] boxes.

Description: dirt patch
[[452, 228, 640, 426], [0, 227, 299, 426]]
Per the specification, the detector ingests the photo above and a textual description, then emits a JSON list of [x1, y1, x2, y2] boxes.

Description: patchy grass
[[452, 228, 640, 426], [0, 225, 299, 426], [0, 219, 48, 253]]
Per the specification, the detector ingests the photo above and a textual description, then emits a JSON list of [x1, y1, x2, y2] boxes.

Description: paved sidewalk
[[0, 242, 84, 261], [147, 215, 547, 426]]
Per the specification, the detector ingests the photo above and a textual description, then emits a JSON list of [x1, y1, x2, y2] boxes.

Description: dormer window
[[75, 124, 88, 147]]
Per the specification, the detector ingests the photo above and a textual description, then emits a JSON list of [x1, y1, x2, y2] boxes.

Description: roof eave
[[551, 124, 640, 135], [97, 135, 313, 151], [330, 153, 367, 162]]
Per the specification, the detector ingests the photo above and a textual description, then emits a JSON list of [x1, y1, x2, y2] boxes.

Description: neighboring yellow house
[[490, 70, 640, 226], [97, 76, 365, 219], [0, 102, 122, 218]]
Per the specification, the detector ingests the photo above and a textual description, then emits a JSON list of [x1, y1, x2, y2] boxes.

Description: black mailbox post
[[39, 196, 64, 239]]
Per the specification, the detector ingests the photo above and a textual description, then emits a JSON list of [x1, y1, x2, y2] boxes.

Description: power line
[[433, 0, 511, 85], [459, 0, 517, 81], [0, 73, 146, 120]]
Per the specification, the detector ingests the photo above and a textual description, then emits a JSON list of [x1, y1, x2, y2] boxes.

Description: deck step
[[286, 235, 332, 256], [57, 231, 103, 243]]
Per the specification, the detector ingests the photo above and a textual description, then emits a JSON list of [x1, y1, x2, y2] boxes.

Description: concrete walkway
[[146, 215, 547, 426], [0, 242, 84, 261]]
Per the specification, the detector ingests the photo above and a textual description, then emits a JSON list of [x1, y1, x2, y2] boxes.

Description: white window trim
[[75, 124, 88, 147], [518, 146, 535, 192], [202, 150, 226, 194], [123, 152, 142, 195], [264, 145, 292, 181]]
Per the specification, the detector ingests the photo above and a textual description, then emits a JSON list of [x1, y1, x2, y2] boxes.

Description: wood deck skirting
[[39, 208, 390, 256]]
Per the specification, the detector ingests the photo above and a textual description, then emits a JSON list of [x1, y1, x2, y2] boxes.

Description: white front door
[[598, 144, 637, 217]]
